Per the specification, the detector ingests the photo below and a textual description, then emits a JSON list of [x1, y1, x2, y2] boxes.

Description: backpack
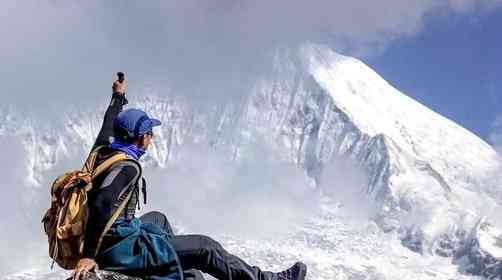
[[41, 146, 140, 270]]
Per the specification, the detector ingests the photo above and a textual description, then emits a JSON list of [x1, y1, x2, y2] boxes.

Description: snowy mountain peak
[[303, 43, 498, 173], [298, 43, 500, 212]]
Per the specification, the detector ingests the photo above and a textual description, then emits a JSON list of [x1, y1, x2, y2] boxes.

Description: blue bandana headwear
[[109, 140, 146, 160]]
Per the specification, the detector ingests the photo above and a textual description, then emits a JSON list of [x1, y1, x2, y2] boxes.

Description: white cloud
[[486, 114, 502, 212], [1, 0, 501, 112], [489, 115, 502, 153]]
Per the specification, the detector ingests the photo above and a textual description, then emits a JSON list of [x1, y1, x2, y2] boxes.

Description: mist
[[0, 135, 49, 275], [319, 156, 376, 223], [143, 142, 319, 239]]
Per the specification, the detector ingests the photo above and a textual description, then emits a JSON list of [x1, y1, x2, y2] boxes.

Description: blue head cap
[[113, 108, 162, 139]]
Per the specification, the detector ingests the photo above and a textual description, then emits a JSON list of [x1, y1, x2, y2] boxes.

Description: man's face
[[118, 75, 124, 82], [139, 132, 154, 150]]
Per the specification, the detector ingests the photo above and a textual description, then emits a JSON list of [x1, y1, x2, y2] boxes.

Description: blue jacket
[[96, 218, 183, 280]]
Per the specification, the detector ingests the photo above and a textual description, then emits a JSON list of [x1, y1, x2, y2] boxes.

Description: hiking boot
[[276, 262, 307, 280]]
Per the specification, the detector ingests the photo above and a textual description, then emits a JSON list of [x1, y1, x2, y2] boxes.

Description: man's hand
[[72, 258, 99, 280], [113, 72, 127, 94], [112, 80, 127, 95]]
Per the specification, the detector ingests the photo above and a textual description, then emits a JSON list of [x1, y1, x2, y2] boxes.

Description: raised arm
[[91, 92, 128, 151]]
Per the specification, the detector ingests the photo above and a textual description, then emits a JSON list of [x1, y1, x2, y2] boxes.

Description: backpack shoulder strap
[[91, 153, 129, 180], [93, 158, 142, 257], [82, 145, 108, 173]]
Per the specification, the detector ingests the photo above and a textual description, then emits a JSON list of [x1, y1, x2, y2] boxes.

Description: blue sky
[[367, 8, 502, 142]]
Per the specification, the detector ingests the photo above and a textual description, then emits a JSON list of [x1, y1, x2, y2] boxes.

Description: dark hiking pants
[[139, 211, 277, 280]]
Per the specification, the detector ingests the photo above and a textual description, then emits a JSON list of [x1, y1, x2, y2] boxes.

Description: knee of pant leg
[[140, 211, 166, 223], [198, 235, 224, 252], [183, 269, 205, 280], [152, 211, 168, 223], [140, 211, 174, 235]]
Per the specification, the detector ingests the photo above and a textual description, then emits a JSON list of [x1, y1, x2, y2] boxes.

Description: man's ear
[[138, 135, 147, 148]]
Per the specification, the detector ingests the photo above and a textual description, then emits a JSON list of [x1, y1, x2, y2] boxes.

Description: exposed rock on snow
[[456, 218, 502, 279], [83, 271, 141, 280]]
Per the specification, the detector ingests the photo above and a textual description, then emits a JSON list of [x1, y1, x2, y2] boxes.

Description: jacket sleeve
[[91, 93, 128, 151], [82, 163, 140, 258]]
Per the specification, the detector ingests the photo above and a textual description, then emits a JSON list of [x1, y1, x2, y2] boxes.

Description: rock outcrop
[[82, 271, 141, 280], [456, 219, 502, 279]]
